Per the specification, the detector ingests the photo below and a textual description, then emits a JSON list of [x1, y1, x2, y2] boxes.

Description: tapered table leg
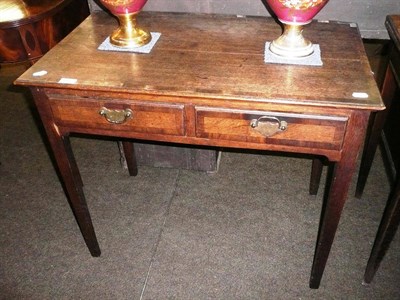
[[310, 158, 324, 195], [31, 88, 101, 257], [121, 141, 138, 176], [310, 111, 369, 288], [59, 136, 101, 256]]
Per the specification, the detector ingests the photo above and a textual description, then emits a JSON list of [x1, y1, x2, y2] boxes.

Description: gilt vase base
[[98, 32, 161, 54], [264, 42, 323, 66]]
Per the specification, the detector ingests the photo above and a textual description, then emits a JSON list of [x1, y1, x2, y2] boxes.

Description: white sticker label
[[32, 70, 47, 77], [352, 92, 369, 99], [58, 78, 77, 84]]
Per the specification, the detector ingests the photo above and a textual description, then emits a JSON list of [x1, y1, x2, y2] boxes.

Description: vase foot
[[111, 13, 152, 48], [269, 23, 314, 58], [269, 40, 314, 58]]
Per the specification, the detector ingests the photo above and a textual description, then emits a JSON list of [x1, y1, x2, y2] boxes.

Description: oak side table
[[15, 12, 384, 289]]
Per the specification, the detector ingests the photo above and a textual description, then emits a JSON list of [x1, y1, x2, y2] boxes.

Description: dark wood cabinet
[[0, 0, 89, 64], [363, 15, 400, 284]]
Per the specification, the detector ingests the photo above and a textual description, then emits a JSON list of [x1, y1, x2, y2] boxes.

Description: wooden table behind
[[363, 14, 400, 284], [0, 0, 89, 64]]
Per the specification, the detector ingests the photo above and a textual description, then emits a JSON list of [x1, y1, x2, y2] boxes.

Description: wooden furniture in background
[[15, 12, 383, 289], [0, 0, 89, 65], [363, 15, 400, 284], [356, 15, 400, 198]]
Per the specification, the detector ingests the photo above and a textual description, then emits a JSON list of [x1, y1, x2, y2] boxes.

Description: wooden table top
[[16, 11, 383, 111], [386, 15, 400, 51], [0, 0, 71, 28]]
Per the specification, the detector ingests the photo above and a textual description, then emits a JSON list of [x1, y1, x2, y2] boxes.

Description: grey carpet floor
[[1, 62, 399, 299]]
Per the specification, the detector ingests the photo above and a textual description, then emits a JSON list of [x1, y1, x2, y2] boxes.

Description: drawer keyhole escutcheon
[[99, 107, 133, 124], [250, 116, 288, 137]]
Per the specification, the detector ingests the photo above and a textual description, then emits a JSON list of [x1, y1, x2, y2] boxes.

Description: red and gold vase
[[99, 0, 151, 48], [266, 0, 329, 57]]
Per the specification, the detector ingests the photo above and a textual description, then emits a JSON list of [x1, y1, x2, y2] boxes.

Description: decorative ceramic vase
[[99, 0, 151, 48], [266, 0, 329, 57]]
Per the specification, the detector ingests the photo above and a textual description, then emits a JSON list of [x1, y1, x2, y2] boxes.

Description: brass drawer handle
[[250, 116, 288, 137], [99, 107, 133, 124]]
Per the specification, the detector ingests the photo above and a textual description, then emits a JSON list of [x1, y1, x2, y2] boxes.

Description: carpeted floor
[[1, 50, 399, 299]]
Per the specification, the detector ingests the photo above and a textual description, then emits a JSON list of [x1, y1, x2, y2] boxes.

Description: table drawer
[[196, 107, 348, 150], [49, 96, 185, 136]]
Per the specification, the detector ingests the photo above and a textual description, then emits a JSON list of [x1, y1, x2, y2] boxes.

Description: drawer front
[[49, 97, 185, 136], [196, 107, 348, 150]]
